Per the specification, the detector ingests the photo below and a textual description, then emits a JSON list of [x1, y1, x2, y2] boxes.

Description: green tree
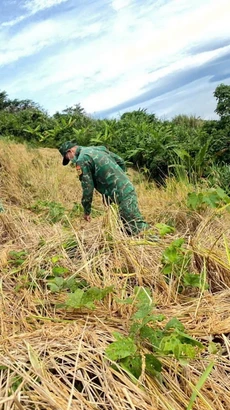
[[214, 84, 230, 120], [0, 91, 9, 111]]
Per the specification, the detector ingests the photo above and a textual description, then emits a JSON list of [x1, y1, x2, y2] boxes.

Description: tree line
[[0, 84, 230, 190]]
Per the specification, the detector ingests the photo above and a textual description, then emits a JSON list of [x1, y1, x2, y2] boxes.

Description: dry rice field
[[0, 140, 230, 410]]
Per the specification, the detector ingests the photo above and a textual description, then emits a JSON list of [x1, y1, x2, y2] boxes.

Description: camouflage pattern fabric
[[72, 146, 149, 234], [119, 191, 149, 235]]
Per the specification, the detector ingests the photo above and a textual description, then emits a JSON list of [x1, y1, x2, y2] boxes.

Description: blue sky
[[0, 0, 230, 119]]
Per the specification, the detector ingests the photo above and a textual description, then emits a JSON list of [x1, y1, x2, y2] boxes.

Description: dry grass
[[0, 140, 230, 410]]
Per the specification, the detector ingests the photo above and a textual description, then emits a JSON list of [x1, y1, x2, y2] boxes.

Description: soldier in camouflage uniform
[[59, 142, 149, 235]]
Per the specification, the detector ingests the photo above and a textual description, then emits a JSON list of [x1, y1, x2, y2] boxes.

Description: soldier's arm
[[76, 161, 94, 215]]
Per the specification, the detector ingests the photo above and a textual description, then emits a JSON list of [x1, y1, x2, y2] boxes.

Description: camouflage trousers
[[103, 192, 149, 235], [118, 192, 149, 235]]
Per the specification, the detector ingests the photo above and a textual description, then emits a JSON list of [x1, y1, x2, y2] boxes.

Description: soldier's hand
[[84, 214, 91, 222]]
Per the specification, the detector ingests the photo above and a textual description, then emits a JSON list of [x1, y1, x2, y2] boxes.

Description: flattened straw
[[67, 315, 89, 410]]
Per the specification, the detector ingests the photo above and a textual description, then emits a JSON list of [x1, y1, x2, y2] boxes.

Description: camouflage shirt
[[72, 146, 135, 215]]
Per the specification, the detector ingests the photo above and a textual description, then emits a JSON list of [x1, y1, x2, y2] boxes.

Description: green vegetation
[[1, 83, 230, 187], [106, 287, 204, 381]]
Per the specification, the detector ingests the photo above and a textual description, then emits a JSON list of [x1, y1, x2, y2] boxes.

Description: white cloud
[[22, 0, 69, 13], [0, 0, 70, 28], [1, 0, 230, 116], [0, 20, 57, 65], [1, 15, 26, 27], [81, 46, 230, 112], [79, 0, 230, 112], [111, 0, 132, 11], [0, 16, 102, 66]]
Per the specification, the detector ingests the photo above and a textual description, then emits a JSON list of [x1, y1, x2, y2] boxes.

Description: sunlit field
[[0, 140, 230, 410]]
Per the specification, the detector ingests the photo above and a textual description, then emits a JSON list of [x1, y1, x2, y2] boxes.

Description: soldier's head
[[59, 141, 77, 166]]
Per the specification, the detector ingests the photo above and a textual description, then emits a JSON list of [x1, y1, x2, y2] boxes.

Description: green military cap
[[59, 141, 76, 166]]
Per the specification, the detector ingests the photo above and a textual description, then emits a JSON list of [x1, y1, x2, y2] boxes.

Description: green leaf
[[160, 335, 181, 357], [203, 191, 219, 208], [8, 257, 26, 266], [65, 286, 113, 310], [134, 286, 152, 304], [11, 376, 23, 392], [132, 304, 153, 319], [208, 341, 220, 354], [187, 192, 204, 210], [161, 334, 200, 360], [216, 187, 230, 203], [129, 322, 143, 337], [115, 297, 133, 305], [172, 238, 185, 248], [179, 358, 189, 366], [162, 246, 182, 264], [65, 289, 84, 308], [165, 317, 185, 331], [52, 266, 69, 276], [63, 278, 85, 292], [177, 343, 197, 360], [86, 286, 113, 300], [145, 354, 162, 376], [186, 361, 214, 410], [54, 277, 65, 287], [82, 301, 97, 310], [9, 250, 27, 258], [183, 272, 201, 288], [47, 276, 65, 292], [142, 314, 165, 325], [51, 255, 62, 264], [62, 238, 78, 250], [120, 354, 142, 379], [112, 332, 125, 341], [81, 286, 113, 308], [162, 264, 173, 275], [48, 283, 60, 293], [140, 326, 164, 349], [175, 330, 204, 348], [132, 287, 153, 319], [155, 223, 175, 236], [183, 272, 208, 289], [105, 337, 137, 361]]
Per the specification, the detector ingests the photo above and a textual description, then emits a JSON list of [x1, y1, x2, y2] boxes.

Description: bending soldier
[[59, 142, 149, 235]]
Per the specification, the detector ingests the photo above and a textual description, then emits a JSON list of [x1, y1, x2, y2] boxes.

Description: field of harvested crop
[[0, 140, 230, 410]]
